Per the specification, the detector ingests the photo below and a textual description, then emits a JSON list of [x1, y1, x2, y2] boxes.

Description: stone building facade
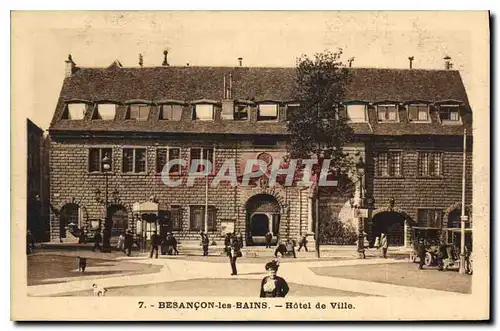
[[27, 119, 50, 241], [47, 55, 473, 247]]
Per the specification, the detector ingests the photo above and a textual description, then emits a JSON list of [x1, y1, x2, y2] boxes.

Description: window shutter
[[408, 106, 418, 121], [338, 105, 347, 119]]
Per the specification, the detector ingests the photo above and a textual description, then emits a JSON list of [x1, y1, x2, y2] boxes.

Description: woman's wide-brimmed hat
[[265, 260, 279, 271]]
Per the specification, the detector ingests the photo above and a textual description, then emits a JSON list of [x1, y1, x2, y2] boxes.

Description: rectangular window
[[190, 147, 214, 172], [171, 205, 182, 231], [160, 104, 183, 121], [193, 104, 214, 121], [346, 104, 367, 123], [66, 103, 86, 120], [377, 105, 398, 122], [189, 205, 216, 231], [128, 104, 150, 121], [95, 104, 116, 120], [376, 152, 402, 177], [122, 148, 147, 173], [286, 104, 300, 121], [417, 209, 443, 228], [234, 104, 249, 120], [253, 137, 278, 147], [439, 105, 461, 122], [258, 104, 278, 121], [418, 152, 443, 177], [408, 104, 430, 122], [157, 148, 181, 173], [88, 148, 112, 172]]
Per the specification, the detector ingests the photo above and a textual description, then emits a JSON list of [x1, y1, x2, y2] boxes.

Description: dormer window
[[439, 105, 461, 122], [93, 103, 117, 120], [346, 103, 367, 123], [286, 103, 301, 121], [234, 104, 249, 120], [193, 104, 214, 121], [408, 104, 430, 122], [377, 104, 398, 122], [257, 104, 278, 121], [63, 103, 87, 120], [160, 104, 183, 121], [127, 104, 150, 121]]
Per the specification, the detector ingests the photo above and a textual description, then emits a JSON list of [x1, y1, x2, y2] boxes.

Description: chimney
[[408, 56, 414, 69], [65, 54, 76, 77], [444, 55, 452, 70], [238, 57, 243, 67], [138, 53, 143, 67], [162, 50, 169, 66], [348, 57, 355, 68]]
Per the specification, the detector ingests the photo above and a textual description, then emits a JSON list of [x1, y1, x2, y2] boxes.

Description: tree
[[286, 49, 355, 257]]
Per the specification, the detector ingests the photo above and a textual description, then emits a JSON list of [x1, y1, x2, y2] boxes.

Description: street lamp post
[[101, 153, 112, 253], [355, 157, 366, 259]]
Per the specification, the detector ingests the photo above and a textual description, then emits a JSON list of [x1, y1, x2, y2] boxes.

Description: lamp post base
[[458, 254, 466, 274]]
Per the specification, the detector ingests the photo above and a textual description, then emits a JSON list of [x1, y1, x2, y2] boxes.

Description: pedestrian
[[259, 260, 289, 298], [26, 230, 35, 254], [297, 234, 308, 252], [237, 232, 244, 248], [374, 236, 380, 249], [274, 240, 288, 258], [286, 239, 297, 258], [417, 238, 426, 269], [92, 229, 102, 252], [229, 233, 242, 276], [77, 256, 87, 272], [117, 231, 125, 252], [380, 233, 388, 258], [124, 230, 133, 256], [265, 230, 273, 248], [170, 233, 179, 255], [78, 230, 86, 244], [200, 231, 209, 256], [224, 232, 232, 255], [150, 231, 161, 259]]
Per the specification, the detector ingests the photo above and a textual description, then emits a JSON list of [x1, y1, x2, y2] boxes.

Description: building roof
[[49, 65, 472, 136]]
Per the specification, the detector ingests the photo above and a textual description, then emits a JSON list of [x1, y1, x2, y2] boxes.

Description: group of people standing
[[373, 233, 389, 258], [148, 231, 179, 258], [114, 230, 135, 256]]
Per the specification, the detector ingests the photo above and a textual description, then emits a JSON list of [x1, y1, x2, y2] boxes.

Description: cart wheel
[[424, 252, 433, 266]]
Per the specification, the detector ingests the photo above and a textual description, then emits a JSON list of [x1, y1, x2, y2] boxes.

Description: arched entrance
[[371, 211, 406, 247], [245, 194, 281, 246], [59, 203, 79, 239], [107, 205, 128, 244]]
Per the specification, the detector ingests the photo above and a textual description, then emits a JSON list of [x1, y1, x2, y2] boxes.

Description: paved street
[[27, 248, 471, 298]]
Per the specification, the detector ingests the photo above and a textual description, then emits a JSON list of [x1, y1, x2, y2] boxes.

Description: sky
[[12, 11, 489, 131]]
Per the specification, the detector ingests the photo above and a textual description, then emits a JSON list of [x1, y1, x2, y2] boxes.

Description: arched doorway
[[59, 203, 79, 239], [371, 211, 406, 247], [107, 205, 128, 244], [245, 194, 281, 245]]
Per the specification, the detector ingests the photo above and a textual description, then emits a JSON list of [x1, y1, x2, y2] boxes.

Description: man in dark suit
[[417, 238, 426, 269], [265, 231, 273, 248], [124, 230, 134, 256], [229, 234, 241, 276], [150, 231, 161, 259], [200, 231, 209, 256], [92, 229, 102, 252]]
